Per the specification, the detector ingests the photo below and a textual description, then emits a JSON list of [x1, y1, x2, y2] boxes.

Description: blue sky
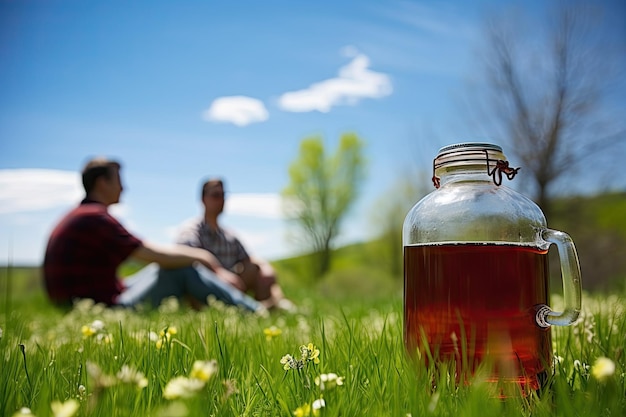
[[1, 0, 624, 265]]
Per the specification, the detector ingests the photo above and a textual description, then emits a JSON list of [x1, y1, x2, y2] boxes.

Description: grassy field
[[1, 265, 625, 417], [1, 192, 625, 416]]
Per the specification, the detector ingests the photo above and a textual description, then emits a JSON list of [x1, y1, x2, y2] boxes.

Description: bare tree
[[475, 1, 625, 218]]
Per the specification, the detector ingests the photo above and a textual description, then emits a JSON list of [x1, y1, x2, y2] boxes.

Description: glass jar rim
[[437, 142, 502, 155]]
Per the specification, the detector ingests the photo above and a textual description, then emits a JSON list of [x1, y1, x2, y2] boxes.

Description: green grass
[[1, 192, 625, 416], [1, 274, 625, 417]]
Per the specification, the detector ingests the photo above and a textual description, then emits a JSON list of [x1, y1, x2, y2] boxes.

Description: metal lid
[[437, 142, 502, 155], [432, 142, 519, 188]]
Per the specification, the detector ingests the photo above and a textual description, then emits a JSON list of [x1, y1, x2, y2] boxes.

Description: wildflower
[[162, 376, 206, 400], [189, 360, 218, 382], [574, 359, 590, 374], [156, 326, 177, 349], [81, 320, 108, 341], [81, 320, 104, 337], [12, 408, 34, 416], [591, 357, 616, 382], [50, 399, 79, 417], [116, 365, 149, 389], [222, 379, 239, 400], [315, 373, 345, 391], [161, 326, 178, 336], [86, 361, 117, 388], [312, 399, 325, 412], [300, 343, 320, 364], [293, 403, 311, 417], [95, 333, 113, 345], [81, 325, 96, 337], [280, 354, 303, 371], [293, 400, 324, 417], [263, 326, 282, 341], [77, 385, 86, 400]]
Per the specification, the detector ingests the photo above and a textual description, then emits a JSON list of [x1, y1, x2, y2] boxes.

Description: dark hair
[[81, 157, 121, 194], [200, 177, 224, 199]]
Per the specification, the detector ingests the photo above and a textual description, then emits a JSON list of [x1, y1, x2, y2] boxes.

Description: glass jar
[[403, 142, 582, 392]]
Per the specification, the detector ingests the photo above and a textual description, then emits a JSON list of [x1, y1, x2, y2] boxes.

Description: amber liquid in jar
[[404, 243, 552, 390]]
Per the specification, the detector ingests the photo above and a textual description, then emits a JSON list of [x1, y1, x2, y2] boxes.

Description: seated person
[[177, 178, 295, 311], [43, 157, 262, 312]]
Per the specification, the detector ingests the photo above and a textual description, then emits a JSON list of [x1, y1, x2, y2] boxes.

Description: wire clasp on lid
[[432, 146, 520, 189]]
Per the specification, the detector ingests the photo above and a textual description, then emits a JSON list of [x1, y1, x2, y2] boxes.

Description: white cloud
[[0, 168, 133, 222], [278, 49, 393, 113], [225, 193, 283, 219], [203, 95, 269, 126], [0, 169, 83, 214]]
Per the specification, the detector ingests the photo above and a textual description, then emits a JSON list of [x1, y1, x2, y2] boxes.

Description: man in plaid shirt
[[177, 178, 295, 311]]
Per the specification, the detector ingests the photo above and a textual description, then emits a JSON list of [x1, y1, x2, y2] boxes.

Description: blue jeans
[[116, 263, 261, 312]]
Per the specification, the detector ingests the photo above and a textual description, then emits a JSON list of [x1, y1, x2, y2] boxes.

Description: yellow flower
[[263, 326, 282, 341], [591, 357, 616, 382], [162, 376, 206, 400], [315, 373, 345, 391], [293, 403, 311, 417], [159, 326, 177, 338], [156, 326, 177, 349], [50, 399, 79, 417], [81, 325, 95, 337], [189, 360, 218, 382], [300, 343, 320, 364], [81, 320, 106, 338], [293, 400, 324, 417]]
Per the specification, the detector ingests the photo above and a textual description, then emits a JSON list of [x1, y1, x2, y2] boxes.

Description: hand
[[216, 268, 246, 292]]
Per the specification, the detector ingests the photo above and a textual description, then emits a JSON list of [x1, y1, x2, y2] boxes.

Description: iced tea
[[404, 243, 552, 390]]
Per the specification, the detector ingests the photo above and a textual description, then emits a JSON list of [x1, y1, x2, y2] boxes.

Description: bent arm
[[130, 242, 246, 291], [130, 241, 222, 270]]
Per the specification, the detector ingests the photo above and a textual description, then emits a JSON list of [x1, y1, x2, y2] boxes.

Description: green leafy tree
[[282, 133, 366, 277]]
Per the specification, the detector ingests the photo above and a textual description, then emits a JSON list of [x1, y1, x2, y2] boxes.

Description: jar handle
[[535, 228, 582, 327]]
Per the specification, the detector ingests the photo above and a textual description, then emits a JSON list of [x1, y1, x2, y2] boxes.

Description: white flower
[[574, 359, 590, 374], [90, 320, 105, 331], [314, 373, 345, 391], [86, 362, 117, 388], [189, 360, 218, 382], [12, 408, 34, 416], [50, 399, 79, 417], [312, 398, 325, 411], [163, 377, 206, 400], [116, 365, 149, 389]]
